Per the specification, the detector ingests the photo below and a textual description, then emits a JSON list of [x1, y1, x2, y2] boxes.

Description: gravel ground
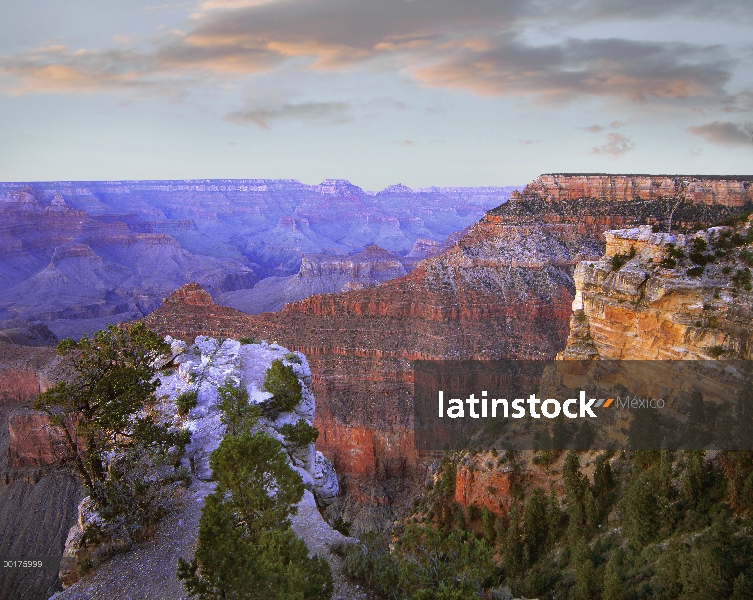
[[52, 484, 375, 600], [51, 483, 209, 600]]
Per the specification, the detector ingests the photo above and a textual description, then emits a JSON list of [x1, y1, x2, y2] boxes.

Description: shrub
[[33, 324, 188, 531], [284, 351, 302, 364], [740, 249, 753, 267], [611, 246, 636, 272], [732, 268, 752, 288], [176, 390, 198, 416], [264, 359, 303, 413], [708, 346, 726, 358], [239, 336, 254, 345], [661, 257, 677, 269], [687, 266, 704, 277], [280, 418, 319, 446], [217, 380, 259, 436]]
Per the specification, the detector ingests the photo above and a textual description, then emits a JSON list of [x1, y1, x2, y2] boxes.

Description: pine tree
[[503, 507, 524, 578], [601, 551, 624, 600], [552, 412, 567, 451], [522, 488, 548, 562], [481, 507, 496, 544], [178, 431, 333, 599], [620, 466, 661, 549]]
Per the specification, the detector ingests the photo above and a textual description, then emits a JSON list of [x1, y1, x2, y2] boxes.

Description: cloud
[[0, 0, 746, 109], [223, 101, 351, 127], [519, 139, 541, 144], [688, 121, 753, 145], [582, 125, 603, 133], [590, 132, 635, 157], [411, 37, 732, 103], [723, 91, 753, 113]]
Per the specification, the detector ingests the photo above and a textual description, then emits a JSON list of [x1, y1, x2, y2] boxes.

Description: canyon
[[139, 174, 753, 530], [2, 173, 752, 598], [0, 180, 516, 339]]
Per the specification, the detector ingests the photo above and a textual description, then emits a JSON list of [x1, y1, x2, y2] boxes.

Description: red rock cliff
[[140, 174, 753, 527]]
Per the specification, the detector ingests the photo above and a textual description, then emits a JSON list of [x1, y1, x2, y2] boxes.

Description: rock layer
[[141, 174, 753, 529]]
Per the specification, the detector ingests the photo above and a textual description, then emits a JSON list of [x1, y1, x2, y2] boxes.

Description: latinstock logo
[[413, 359, 752, 452]]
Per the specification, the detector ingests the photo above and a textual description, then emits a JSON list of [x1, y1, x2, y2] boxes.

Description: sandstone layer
[[561, 223, 753, 361], [140, 175, 751, 529]]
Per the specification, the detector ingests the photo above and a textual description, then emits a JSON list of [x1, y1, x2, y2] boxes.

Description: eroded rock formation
[[141, 174, 753, 529]]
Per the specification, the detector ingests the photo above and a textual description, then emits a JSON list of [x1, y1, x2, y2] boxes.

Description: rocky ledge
[[562, 220, 753, 360], [55, 336, 358, 599]]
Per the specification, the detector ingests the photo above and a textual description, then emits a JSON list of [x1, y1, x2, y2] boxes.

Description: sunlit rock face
[[140, 174, 753, 530], [561, 223, 753, 361]]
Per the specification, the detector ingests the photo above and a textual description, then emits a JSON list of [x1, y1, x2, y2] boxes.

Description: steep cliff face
[[561, 221, 753, 361], [527, 174, 753, 205], [141, 174, 753, 529]]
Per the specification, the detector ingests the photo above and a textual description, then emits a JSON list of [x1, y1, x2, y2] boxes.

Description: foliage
[[178, 430, 332, 599], [280, 418, 320, 446], [33, 323, 188, 531], [610, 246, 636, 272], [344, 525, 495, 599], [217, 379, 259, 436], [176, 390, 198, 416], [264, 359, 303, 413], [238, 336, 254, 345]]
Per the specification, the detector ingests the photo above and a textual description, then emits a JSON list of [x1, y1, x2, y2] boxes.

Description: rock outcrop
[[57, 336, 346, 594], [561, 222, 753, 360], [141, 174, 753, 530]]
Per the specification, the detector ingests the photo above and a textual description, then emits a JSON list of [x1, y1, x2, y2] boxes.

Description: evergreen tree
[[552, 412, 568, 451], [481, 507, 496, 544], [217, 379, 259, 436], [547, 489, 563, 543], [33, 323, 187, 528], [563, 451, 587, 505], [620, 466, 661, 549], [178, 431, 332, 599], [503, 507, 525, 578], [601, 551, 624, 600], [522, 488, 548, 562], [680, 450, 707, 510], [264, 359, 303, 413]]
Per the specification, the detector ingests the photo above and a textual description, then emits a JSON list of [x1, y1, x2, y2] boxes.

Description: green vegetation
[[284, 351, 302, 364], [178, 375, 332, 599], [34, 323, 190, 535], [345, 445, 753, 599], [239, 336, 255, 345], [610, 246, 636, 272], [264, 359, 303, 413], [280, 418, 319, 446], [217, 379, 259, 436], [176, 390, 198, 416]]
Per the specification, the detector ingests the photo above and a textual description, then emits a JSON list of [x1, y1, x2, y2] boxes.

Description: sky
[[0, 0, 752, 190]]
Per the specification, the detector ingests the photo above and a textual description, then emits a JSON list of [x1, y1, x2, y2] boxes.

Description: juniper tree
[[178, 431, 332, 599], [33, 323, 188, 527], [264, 358, 303, 413]]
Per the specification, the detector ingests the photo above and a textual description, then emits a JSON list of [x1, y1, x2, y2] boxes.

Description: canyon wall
[[561, 221, 753, 361], [140, 174, 752, 529], [526, 174, 753, 205]]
